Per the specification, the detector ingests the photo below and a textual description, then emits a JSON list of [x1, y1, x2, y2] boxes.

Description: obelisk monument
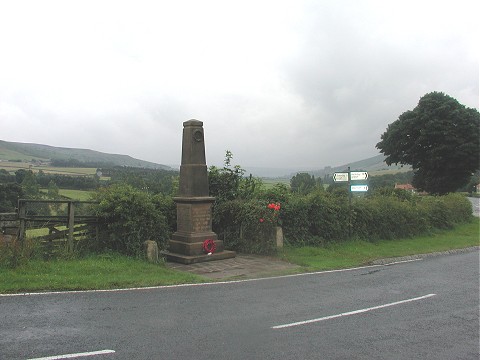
[[162, 119, 236, 264]]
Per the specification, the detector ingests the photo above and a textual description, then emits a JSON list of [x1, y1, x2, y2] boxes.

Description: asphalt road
[[1, 251, 478, 360], [468, 197, 479, 217]]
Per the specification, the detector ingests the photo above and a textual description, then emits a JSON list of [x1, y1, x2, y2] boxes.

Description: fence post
[[18, 200, 26, 246], [67, 201, 75, 253]]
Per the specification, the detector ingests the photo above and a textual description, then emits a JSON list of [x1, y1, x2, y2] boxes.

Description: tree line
[[0, 166, 179, 212]]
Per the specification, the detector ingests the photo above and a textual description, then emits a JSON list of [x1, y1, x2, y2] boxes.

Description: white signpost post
[[332, 167, 369, 238]]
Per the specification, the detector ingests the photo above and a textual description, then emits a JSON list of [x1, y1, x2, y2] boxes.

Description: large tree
[[290, 172, 320, 195], [376, 92, 480, 194]]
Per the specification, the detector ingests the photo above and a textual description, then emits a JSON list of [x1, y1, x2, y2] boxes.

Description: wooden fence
[[16, 199, 99, 255], [0, 212, 18, 240]]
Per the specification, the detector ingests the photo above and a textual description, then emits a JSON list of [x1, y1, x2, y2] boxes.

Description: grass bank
[[0, 254, 205, 294], [0, 219, 478, 294], [280, 220, 479, 270]]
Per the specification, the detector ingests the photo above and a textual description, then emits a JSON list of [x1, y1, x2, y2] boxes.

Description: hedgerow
[[86, 180, 473, 257], [213, 189, 473, 253], [91, 184, 170, 256], [213, 198, 280, 255], [85, 151, 473, 257]]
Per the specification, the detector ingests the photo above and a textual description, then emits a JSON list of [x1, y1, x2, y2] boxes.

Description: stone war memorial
[[161, 119, 236, 264]]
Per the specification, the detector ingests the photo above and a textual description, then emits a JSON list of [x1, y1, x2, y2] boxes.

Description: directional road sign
[[351, 185, 368, 192], [333, 172, 349, 182], [350, 171, 368, 181]]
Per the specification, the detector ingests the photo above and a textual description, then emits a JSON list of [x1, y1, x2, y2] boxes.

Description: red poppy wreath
[[202, 239, 216, 254]]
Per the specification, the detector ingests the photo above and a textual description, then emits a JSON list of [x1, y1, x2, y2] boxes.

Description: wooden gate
[[17, 199, 98, 255]]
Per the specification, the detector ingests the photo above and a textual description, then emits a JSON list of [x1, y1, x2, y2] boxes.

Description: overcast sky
[[0, 0, 478, 171]]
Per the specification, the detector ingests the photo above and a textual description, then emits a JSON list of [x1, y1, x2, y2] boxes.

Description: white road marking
[[383, 258, 423, 266], [0, 258, 429, 298], [26, 349, 115, 360], [271, 293, 437, 329]]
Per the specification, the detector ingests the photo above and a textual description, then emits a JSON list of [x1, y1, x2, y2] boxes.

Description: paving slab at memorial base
[[164, 254, 301, 280], [164, 247, 479, 281]]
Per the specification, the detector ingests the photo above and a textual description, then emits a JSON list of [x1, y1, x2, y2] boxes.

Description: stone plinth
[[161, 120, 235, 264]]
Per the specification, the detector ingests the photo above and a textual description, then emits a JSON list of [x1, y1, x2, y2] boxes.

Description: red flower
[[268, 202, 281, 211], [259, 218, 265, 223]]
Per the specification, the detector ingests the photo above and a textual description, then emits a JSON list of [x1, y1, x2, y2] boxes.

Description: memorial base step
[[160, 250, 236, 265]]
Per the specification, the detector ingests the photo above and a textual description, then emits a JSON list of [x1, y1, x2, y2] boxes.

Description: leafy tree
[[368, 171, 414, 191], [376, 92, 480, 194], [35, 173, 98, 190], [15, 169, 28, 184], [46, 180, 60, 199], [208, 151, 260, 203], [290, 172, 320, 195], [100, 166, 177, 194], [0, 183, 23, 212], [0, 169, 14, 183], [20, 171, 40, 198]]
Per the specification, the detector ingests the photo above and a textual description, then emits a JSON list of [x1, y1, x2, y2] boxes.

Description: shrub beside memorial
[[213, 189, 473, 253], [213, 199, 280, 255], [81, 183, 480, 257], [91, 184, 171, 256]]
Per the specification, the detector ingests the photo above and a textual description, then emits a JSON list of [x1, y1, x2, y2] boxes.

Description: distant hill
[[308, 154, 410, 179], [0, 140, 172, 170], [0, 140, 409, 177], [269, 154, 411, 180]]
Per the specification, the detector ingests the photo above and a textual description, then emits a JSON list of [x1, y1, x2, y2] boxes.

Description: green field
[[262, 178, 290, 188], [0, 148, 47, 162], [39, 189, 94, 201], [58, 189, 94, 201], [0, 162, 97, 176]]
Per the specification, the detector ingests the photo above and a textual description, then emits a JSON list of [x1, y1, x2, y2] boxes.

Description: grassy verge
[[1, 220, 478, 294], [0, 254, 205, 294], [279, 220, 479, 270]]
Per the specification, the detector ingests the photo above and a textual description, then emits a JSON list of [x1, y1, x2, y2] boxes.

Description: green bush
[[440, 193, 473, 224], [256, 183, 291, 205], [213, 198, 279, 254], [212, 199, 243, 249], [351, 196, 428, 240], [417, 193, 472, 230], [280, 195, 311, 245], [350, 199, 381, 240], [213, 189, 473, 252], [151, 193, 176, 234], [92, 184, 170, 256], [308, 191, 349, 242], [0, 238, 39, 269]]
